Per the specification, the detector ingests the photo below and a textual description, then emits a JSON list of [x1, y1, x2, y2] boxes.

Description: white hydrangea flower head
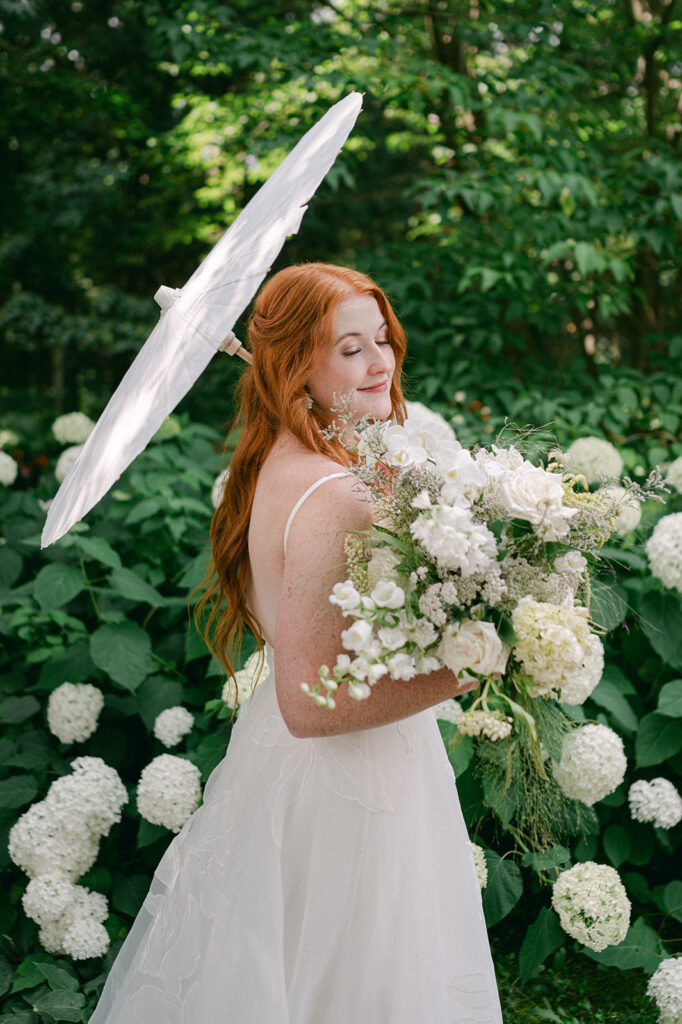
[[433, 698, 465, 725], [600, 484, 642, 534], [137, 754, 202, 832], [47, 682, 104, 744], [0, 427, 19, 449], [8, 799, 100, 880], [51, 412, 95, 445], [565, 437, 624, 483], [553, 724, 627, 806], [404, 401, 457, 441], [62, 915, 110, 960], [647, 957, 682, 1024], [36, 885, 110, 960], [0, 450, 18, 486], [48, 756, 128, 837], [22, 873, 76, 926], [222, 647, 270, 709], [471, 844, 488, 889], [646, 513, 682, 594], [55, 444, 84, 482], [153, 706, 194, 748], [512, 597, 602, 702], [666, 456, 682, 495], [552, 861, 630, 951], [211, 467, 230, 508], [629, 778, 682, 829]]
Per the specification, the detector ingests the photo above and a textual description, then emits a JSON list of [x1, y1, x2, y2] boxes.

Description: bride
[[90, 262, 503, 1023]]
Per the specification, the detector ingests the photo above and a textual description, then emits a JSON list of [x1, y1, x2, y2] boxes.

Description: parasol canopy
[[42, 92, 363, 548]]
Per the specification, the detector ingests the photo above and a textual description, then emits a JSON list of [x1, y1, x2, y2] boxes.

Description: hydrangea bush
[[0, 409, 680, 1019]]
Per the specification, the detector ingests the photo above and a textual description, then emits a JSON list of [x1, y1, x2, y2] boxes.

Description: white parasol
[[42, 92, 363, 548]]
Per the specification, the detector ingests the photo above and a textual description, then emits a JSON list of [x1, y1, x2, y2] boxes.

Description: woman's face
[[305, 293, 396, 422]]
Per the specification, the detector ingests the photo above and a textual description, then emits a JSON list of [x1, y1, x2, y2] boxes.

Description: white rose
[[439, 619, 509, 683], [497, 463, 575, 539]]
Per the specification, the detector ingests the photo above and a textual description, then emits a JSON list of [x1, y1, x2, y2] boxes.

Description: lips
[[358, 381, 389, 393]]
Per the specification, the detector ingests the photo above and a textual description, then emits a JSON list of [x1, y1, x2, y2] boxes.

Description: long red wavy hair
[[195, 262, 407, 681]]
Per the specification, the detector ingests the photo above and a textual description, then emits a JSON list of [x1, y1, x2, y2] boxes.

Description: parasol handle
[[220, 331, 254, 365]]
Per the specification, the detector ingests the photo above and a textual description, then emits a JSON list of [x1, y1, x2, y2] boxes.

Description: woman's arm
[[274, 475, 476, 738]]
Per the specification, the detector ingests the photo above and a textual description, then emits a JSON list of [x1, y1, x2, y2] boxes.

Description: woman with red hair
[[90, 263, 502, 1023]]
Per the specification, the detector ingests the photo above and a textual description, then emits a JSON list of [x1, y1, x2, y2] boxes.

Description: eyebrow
[[334, 321, 388, 345]]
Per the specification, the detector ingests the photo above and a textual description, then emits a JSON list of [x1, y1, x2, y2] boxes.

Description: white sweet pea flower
[[404, 404, 457, 443], [387, 652, 417, 680], [383, 423, 429, 466], [333, 654, 353, 677], [370, 580, 405, 609], [437, 448, 488, 508], [410, 506, 498, 576], [348, 681, 371, 700], [341, 620, 374, 653], [329, 580, 362, 613]]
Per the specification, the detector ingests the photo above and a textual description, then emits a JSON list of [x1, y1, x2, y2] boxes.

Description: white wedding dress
[[90, 477, 503, 1024]]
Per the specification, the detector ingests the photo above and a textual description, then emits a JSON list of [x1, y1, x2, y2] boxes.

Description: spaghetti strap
[[283, 472, 352, 557]]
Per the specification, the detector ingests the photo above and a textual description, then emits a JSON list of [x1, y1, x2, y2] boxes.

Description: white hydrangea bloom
[[47, 682, 104, 744], [48, 756, 128, 837], [222, 647, 270, 709], [23, 873, 76, 925], [9, 801, 100, 881], [552, 862, 630, 951], [0, 450, 18, 486], [137, 754, 202, 832], [471, 843, 488, 889], [62, 915, 110, 960], [0, 428, 19, 449], [211, 467, 230, 508], [600, 484, 642, 534], [629, 778, 682, 829], [666, 456, 682, 495], [512, 597, 603, 703], [553, 724, 627, 806], [647, 957, 682, 1024], [565, 437, 624, 483], [37, 885, 110, 960], [55, 444, 84, 482], [646, 513, 682, 594], [51, 412, 95, 445], [153, 706, 194, 748], [433, 698, 465, 725]]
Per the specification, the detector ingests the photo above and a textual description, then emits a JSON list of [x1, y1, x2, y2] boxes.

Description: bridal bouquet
[[302, 415, 651, 792]]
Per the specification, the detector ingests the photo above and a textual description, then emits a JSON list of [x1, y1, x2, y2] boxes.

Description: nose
[[369, 341, 394, 375]]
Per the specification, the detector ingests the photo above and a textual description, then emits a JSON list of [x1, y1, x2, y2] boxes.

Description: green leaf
[[588, 677, 638, 734], [38, 641, 94, 687], [481, 852, 523, 927], [662, 880, 682, 923], [0, 548, 23, 588], [90, 621, 155, 691], [0, 774, 38, 808], [108, 567, 166, 607], [582, 916, 664, 973], [635, 713, 682, 767], [444, 733, 475, 778], [671, 193, 682, 223], [519, 907, 565, 983], [31, 988, 86, 1021], [136, 818, 167, 849], [125, 498, 161, 525], [636, 590, 682, 668], [136, 675, 184, 730], [657, 679, 682, 718], [73, 535, 121, 569], [0, 695, 40, 724], [111, 874, 150, 916], [35, 964, 78, 992], [33, 563, 86, 610], [521, 846, 571, 871], [603, 824, 631, 868], [0, 953, 12, 997], [589, 580, 628, 631]]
